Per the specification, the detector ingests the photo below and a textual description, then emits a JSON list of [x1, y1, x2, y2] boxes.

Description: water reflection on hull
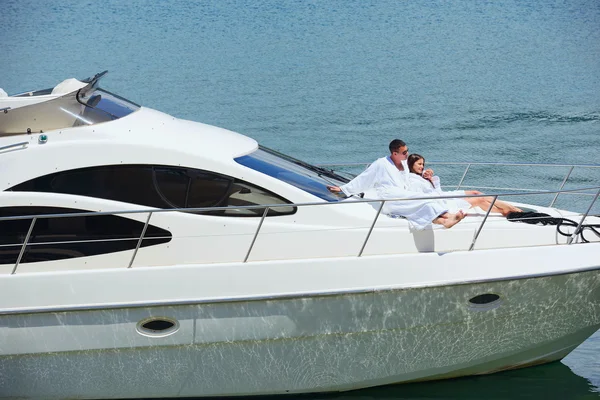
[[245, 361, 597, 400], [129, 360, 597, 400], [333, 362, 598, 400]]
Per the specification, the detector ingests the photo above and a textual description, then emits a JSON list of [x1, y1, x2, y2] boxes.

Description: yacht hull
[[2, 266, 599, 399]]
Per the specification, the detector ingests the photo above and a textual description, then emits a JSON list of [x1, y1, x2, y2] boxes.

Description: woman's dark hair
[[407, 154, 424, 174]]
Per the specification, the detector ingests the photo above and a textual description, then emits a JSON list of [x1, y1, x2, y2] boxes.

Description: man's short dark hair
[[389, 139, 406, 153]]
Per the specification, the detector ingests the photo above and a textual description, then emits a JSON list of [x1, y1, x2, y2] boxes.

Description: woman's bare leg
[[493, 199, 522, 215], [466, 197, 522, 216], [433, 211, 465, 228]]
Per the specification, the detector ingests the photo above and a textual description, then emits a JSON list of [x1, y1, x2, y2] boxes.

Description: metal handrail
[[358, 200, 385, 257], [317, 161, 600, 207], [453, 185, 597, 194], [0, 141, 28, 152], [3, 185, 599, 274], [568, 188, 600, 245], [1, 185, 598, 223], [456, 163, 472, 190], [128, 212, 152, 268], [468, 196, 497, 251], [317, 161, 600, 168], [11, 218, 36, 274], [244, 207, 270, 262], [0, 186, 600, 221], [550, 166, 575, 207]]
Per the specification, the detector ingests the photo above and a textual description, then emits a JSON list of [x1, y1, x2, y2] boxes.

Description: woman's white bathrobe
[[340, 157, 448, 228], [408, 173, 471, 213]]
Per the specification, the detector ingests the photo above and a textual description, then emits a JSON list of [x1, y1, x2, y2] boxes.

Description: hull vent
[[468, 293, 502, 311], [136, 317, 179, 337]]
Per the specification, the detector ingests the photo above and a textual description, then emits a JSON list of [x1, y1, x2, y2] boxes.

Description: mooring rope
[[506, 211, 600, 243]]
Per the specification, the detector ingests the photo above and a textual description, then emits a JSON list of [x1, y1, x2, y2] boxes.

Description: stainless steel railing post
[[549, 166, 575, 208], [468, 196, 497, 251], [358, 200, 385, 257], [456, 163, 471, 190], [12, 217, 36, 275], [128, 212, 153, 268], [567, 188, 600, 244], [244, 207, 270, 263]]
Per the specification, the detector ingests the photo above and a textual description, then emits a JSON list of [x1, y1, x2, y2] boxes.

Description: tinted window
[[154, 167, 295, 216], [154, 167, 232, 208], [188, 171, 232, 208], [12, 165, 171, 208], [0, 207, 171, 265], [153, 168, 189, 207], [235, 147, 349, 202], [220, 180, 294, 216], [10, 165, 295, 217]]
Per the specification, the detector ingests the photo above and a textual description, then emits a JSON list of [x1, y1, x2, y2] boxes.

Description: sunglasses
[[396, 149, 409, 156]]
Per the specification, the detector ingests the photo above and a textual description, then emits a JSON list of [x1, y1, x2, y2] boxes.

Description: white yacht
[[0, 72, 599, 399]]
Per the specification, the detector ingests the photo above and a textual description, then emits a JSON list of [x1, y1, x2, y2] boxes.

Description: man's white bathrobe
[[340, 157, 448, 228], [408, 173, 471, 213]]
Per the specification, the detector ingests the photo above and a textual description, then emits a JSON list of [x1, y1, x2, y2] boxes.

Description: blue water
[[2, 0, 600, 397]]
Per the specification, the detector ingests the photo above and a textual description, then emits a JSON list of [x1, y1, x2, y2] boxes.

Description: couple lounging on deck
[[327, 139, 521, 229]]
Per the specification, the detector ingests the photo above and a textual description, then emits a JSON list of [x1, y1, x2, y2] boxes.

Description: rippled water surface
[[1, 0, 599, 397]]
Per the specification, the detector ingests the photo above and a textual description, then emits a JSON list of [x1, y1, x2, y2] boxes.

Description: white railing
[[316, 161, 600, 207], [2, 185, 599, 275]]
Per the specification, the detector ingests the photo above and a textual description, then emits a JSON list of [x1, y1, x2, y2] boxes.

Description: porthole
[[468, 293, 502, 311], [136, 317, 179, 338], [469, 293, 500, 305]]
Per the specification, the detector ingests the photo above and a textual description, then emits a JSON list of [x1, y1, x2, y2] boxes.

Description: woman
[[407, 154, 522, 216]]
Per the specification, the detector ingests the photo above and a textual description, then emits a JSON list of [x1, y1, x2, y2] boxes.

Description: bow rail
[[316, 161, 600, 206], [2, 185, 599, 275]]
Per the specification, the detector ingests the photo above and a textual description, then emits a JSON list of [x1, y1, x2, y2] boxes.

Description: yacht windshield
[[235, 146, 349, 202], [0, 75, 139, 135], [77, 87, 140, 122]]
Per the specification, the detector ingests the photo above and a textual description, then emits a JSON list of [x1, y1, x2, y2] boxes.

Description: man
[[327, 139, 465, 229]]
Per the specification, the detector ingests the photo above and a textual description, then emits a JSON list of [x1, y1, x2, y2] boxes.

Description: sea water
[[1, 0, 599, 397]]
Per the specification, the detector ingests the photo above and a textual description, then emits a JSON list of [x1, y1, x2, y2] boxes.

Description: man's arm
[[333, 161, 381, 196]]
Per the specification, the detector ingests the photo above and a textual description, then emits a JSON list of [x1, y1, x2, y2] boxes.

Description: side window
[[187, 171, 232, 208], [153, 168, 190, 207], [154, 167, 232, 208], [154, 167, 295, 216], [11, 165, 170, 209], [9, 165, 296, 217], [0, 207, 171, 265], [222, 180, 295, 216]]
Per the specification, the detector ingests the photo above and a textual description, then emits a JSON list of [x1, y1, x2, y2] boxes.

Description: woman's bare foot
[[433, 210, 466, 228]]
